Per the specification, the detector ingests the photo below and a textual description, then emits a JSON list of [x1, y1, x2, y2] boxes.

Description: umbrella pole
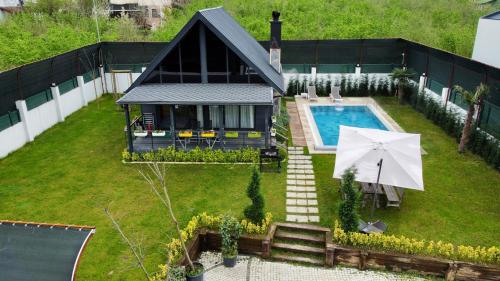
[[370, 158, 383, 220]]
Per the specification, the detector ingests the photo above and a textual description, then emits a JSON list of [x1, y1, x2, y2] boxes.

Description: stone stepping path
[[285, 147, 319, 223]]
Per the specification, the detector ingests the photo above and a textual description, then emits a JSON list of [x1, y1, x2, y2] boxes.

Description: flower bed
[[332, 221, 500, 266], [150, 212, 273, 281], [122, 146, 260, 163]]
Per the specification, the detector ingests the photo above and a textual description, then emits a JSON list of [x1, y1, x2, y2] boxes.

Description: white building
[[472, 11, 500, 68], [0, 0, 22, 21], [109, 0, 174, 30]]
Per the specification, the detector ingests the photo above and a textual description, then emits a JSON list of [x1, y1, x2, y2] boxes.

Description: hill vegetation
[[0, 0, 498, 71]]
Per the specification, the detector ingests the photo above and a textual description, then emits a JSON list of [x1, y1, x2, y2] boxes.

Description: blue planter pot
[[223, 256, 237, 267]]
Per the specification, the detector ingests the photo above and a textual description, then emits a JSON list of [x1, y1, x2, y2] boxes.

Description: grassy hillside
[[155, 0, 498, 56], [0, 0, 498, 70]]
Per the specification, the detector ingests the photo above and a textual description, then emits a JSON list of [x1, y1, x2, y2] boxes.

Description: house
[[472, 10, 500, 69], [109, 0, 189, 30], [117, 7, 284, 152]]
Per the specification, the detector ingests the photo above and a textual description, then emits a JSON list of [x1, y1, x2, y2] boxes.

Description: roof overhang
[[117, 83, 274, 105]]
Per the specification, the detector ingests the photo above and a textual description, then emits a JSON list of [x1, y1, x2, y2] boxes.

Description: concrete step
[[271, 242, 324, 255], [274, 229, 324, 244], [271, 253, 324, 266], [275, 222, 330, 233]]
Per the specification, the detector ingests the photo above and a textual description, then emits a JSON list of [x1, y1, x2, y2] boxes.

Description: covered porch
[[118, 84, 275, 152]]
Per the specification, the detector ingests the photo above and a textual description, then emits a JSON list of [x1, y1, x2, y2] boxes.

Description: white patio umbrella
[[333, 126, 424, 218]]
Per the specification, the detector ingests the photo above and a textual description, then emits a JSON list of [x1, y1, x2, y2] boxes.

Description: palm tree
[[390, 68, 416, 104], [453, 83, 489, 153]]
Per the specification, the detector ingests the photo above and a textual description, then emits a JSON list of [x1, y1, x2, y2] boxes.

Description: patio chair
[[307, 85, 318, 101], [330, 85, 343, 103]]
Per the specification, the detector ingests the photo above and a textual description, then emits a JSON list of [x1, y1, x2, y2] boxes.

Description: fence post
[[15, 100, 34, 142], [51, 84, 65, 122], [418, 74, 427, 93], [441, 87, 450, 106], [355, 64, 362, 76], [77, 76, 88, 107], [99, 65, 107, 94]]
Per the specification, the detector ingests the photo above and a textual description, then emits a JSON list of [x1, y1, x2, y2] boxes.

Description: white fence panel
[[0, 123, 27, 158], [28, 100, 59, 137], [60, 88, 82, 117]]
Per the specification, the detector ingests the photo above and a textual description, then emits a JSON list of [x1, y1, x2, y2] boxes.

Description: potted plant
[[220, 215, 242, 267], [185, 262, 204, 281], [152, 130, 166, 137], [134, 128, 148, 137]]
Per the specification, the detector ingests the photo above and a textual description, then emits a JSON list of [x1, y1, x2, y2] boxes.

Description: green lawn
[[0, 96, 286, 280], [314, 97, 500, 247]]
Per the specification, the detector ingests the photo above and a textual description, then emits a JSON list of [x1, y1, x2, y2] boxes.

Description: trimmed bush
[[338, 169, 361, 232], [244, 166, 265, 224]]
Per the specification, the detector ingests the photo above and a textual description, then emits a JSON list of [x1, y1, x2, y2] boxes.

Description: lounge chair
[[360, 220, 388, 234], [330, 85, 343, 103], [307, 85, 318, 101], [371, 220, 388, 233]]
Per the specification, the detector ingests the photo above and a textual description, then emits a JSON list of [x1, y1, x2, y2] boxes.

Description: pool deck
[[294, 96, 405, 154]]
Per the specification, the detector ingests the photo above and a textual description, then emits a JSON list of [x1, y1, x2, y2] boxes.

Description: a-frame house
[[117, 7, 284, 152]]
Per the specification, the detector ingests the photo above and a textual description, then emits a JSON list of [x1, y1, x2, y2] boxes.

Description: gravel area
[[196, 251, 428, 281]]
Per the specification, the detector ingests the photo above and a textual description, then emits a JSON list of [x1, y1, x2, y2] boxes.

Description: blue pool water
[[310, 106, 388, 146]]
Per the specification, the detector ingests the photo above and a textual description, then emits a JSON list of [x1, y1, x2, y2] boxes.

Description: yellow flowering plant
[[151, 212, 273, 280], [332, 220, 500, 265]]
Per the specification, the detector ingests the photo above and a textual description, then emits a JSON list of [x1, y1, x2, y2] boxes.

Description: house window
[[240, 105, 254, 129], [224, 105, 239, 128], [209, 105, 220, 128], [152, 8, 160, 18]]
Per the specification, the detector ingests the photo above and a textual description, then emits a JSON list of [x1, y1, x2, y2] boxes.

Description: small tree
[[139, 162, 202, 277], [390, 68, 415, 104], [244, 166, 265, 224], [220, 215, 242, 259], [338, 168, 360, 233], [453, 84, 489, 153]]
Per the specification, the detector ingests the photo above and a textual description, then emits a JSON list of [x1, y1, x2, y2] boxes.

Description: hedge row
[[286, 74, 396, 97], [405, 86, 500, 170], [122, 146, 261, 163], [333, 221, 500, 265]]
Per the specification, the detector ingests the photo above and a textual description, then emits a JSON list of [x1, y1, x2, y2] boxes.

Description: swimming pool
[[310, 105, 389, 146]]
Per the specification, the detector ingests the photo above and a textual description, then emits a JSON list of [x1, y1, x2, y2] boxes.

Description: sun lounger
[[360, 220, 388, 234], [307, 85, 318, 101], [330, 85, 343, 103]]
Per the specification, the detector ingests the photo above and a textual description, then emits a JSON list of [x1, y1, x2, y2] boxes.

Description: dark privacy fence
[[0, 39, 499, 137]]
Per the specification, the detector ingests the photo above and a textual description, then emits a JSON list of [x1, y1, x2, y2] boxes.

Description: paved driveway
[[198, 252, 427, 281]]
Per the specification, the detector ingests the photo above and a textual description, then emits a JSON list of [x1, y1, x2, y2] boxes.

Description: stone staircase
[[270, 222, 330, 266], [286, 147, 319, 223]]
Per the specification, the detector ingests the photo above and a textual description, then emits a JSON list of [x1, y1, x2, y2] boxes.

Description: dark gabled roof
[[126, 7, 284, 94], [0, 220, 95, 281], [117, 84, 273, 105]]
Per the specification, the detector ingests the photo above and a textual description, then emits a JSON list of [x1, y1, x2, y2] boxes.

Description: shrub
[[122, 146, 259, 163], [244, 166, 265, 224], [332, 220, 500, 265], [220, 215, 243, 258], [338, 168, 360, 232]]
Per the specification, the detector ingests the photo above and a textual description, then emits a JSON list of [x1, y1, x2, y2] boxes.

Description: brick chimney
[[269, 11, 281, 73]]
